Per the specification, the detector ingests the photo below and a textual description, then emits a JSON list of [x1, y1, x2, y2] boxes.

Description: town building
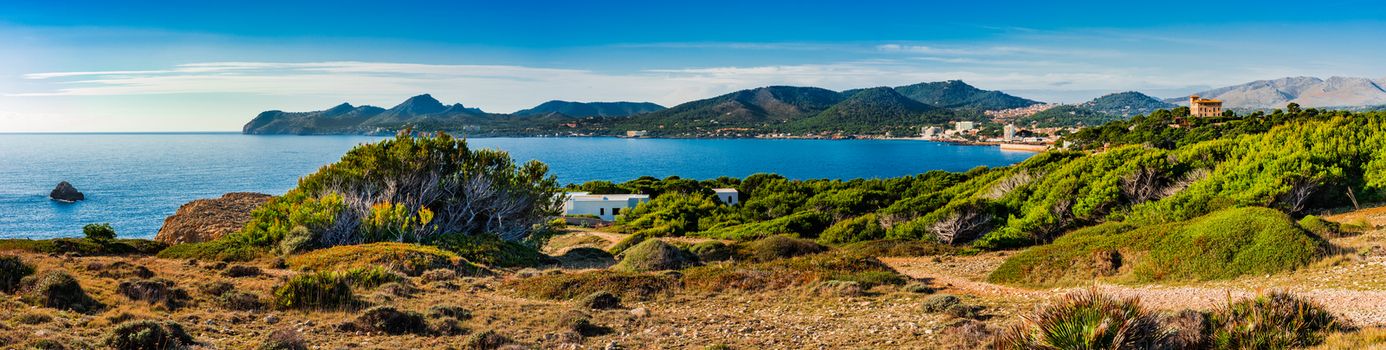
[[712, 188, 740, 205], [625, 130, 649, 137], [562, 192, 650, 221], [955, 121, 976, 132], [1189, 95, 1223, 117], [1003, 124, 1017, 141], [920, 126, 941, 139]]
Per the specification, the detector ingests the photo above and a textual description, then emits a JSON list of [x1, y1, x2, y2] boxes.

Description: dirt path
[[883, 254, 1386, 326]]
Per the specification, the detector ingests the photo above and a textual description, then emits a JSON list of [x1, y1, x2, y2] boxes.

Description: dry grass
[[285, 242, 481, 276]]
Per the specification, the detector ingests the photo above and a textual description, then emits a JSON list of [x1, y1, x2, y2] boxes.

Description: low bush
[[432, 316, 470, 336], [271, 271, 355, 310], [1205, 292, 1339, 349], [688, 241, 733, 262], [84, 223, 117, 241], [0, 238, 167, 256], [580, 291, 622, 309], [464, 329, 513, 350], [117, 278, 190, 309], [428, 304, 472, 320], [256, 329, 308, 350], [287, 242, 479, 276], [353, 306, 430, 335], [223, 265, 262, 278], [817, 214, 886, 245], [21, 270, 101, 312], [156, 239, 264, 261], [682, 253, 906, 293], [555, 247, 616, 269], [197, 281, 235, 297], [105, 320, 194, 350], [922, 294, 961, 313], [737, 235, 826, 262], [508, 270, 678, 301], [91, 261, 155, 279], [993, 290, 1173, 349], [808, 280, 864, 297], [902, 282, 934, 294], [375, 282, 418, 298], [556, 309, 611, 336], [433, 233, 546, 268], [0, 255, 34, 293], [218, 290, 264, 310], [990, 207, 1326, 286], [612, 239, 699, 272], [607, 231, 651, 256], [837, 239, 954, 257], [339, 267, 409, 289]]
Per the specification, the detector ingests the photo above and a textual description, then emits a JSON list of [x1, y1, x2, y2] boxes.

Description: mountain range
[[243, 81, 1031, 135], [1017, 91, 1173, 128], [1167, 76, 1386, 109]]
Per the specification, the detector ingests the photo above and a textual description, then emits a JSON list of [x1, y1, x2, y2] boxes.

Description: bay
[[0, 133, 1033, 239]]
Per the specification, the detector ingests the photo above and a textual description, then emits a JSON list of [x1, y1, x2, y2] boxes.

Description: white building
[[626, 130, 649, 137], [920, 126, 941, 139], [712, 188, 740, 205], [562, 192, 651, 221], [955, 121, 976, 132], [1003, 124, 1018, 141]]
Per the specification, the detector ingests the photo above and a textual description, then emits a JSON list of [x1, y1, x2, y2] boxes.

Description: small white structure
[[562, 192, 650, 221], [625, 130, 649, 137], [1003, 124, 1018, 141], [712, 188, 740, 205], [955, 121, 976, 132], [920, 126, 941, 139]]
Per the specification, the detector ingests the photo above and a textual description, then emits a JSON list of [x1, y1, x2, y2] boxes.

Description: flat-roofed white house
[[712, 188, 740, 205], [562, 192, 651, 221]]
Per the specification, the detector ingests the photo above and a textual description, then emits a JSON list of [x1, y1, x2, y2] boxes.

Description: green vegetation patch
[[156, 239, 265, 262], [682, 253, 905, 293], [612, 239, 699, 272], [0, 255, 35, 293], [836, 239, 954, 257], [990, 207, 1326, 286], [286, 242, 479, 276], [0, 238, 166, 256], [1205, 292, 1340, 349], [506, 270, 678, 301], [271, 271, 356, 310]]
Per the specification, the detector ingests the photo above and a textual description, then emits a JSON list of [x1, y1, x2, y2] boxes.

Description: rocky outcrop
[[49, 181, 85, 202], [155, 192, 272, 245]]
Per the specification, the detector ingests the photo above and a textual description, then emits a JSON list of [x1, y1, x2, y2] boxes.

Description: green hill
[[1081, 91, 1176, 117], [789, 87, 958, 133], [512, 100, 664, 117], [892, 80, 1041, 110], [610, 86, 846, 134], [1016, 105, 1121, 127]]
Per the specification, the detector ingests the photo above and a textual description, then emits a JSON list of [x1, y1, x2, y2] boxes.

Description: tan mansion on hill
[[1189, 95, 1224, 117]]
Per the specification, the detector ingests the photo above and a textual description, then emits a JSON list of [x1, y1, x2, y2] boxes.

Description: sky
[[2, 0, 1385, 132]]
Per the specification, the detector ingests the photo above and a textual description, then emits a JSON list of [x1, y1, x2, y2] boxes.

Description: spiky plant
[[1204, 292, 1339, 349], [994, 289, 1173, 349]]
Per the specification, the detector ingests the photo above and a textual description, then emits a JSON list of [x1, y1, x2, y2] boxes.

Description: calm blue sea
[[0, 133, 1033, 239]]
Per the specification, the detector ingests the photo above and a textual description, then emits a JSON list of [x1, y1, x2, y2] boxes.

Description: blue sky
[[2, 0, 1385, 131]]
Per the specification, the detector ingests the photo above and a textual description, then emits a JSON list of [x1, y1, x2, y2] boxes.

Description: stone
[[154, 192, 271, 244], [49, 181, 84, 202]]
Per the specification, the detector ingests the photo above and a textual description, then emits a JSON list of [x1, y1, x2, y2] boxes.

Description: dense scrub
[[587, 108, 1385, 257], [1, 238, 166, 256], [989, 207, 1326, 286], [285, 242, 480, 276], [169, 131, 563, 264]]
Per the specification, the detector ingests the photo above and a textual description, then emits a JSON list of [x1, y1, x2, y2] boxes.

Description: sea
[[0, 133, 1034, 239]]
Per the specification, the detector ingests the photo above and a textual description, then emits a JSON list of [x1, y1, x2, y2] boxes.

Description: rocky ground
[[3, 208, 1386, 349]]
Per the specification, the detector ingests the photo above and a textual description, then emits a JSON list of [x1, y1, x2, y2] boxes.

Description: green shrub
[[83, 223, 117, 241], [271, 271, 355, 310], [0, 255, 34, 293], [286, 242, 477, 276], [701, 211, 832, 241], [1298, 215, 1342, 237], [618, 192, 721, 235], [464, 329, 512, 350], [993, 290, 1173, 349], [688, 241, 733, 262], [580, 291, 621, 309], [1205, 292, 1338, 349], [353, 306, 429, 335], [21, 270, 101, 312], [612, 239, 699, 272], [556, 309, 610, 336], [105, 320, 194, 350], [838, 239, 953, 257], [990, 207, 1326, 286], [682, 253, 906, 293], [507, 270, 677, 301], [339, 267, 409, 289], [922, 294, 961, 313], [427, 304, 472, 320], [737, 235, 826, 262], [433, 233, 544, 268], [607, 231, 651, 255], [817, 214, 885, 245]]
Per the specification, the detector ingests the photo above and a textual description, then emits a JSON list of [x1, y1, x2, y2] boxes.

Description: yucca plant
[[1204, 292, 1339, 349], [994, 289, 1173, 349]]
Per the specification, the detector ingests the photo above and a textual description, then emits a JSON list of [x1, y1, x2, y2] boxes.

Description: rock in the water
[[155, 192, 272, 244], [49, 181, 84, 202]]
